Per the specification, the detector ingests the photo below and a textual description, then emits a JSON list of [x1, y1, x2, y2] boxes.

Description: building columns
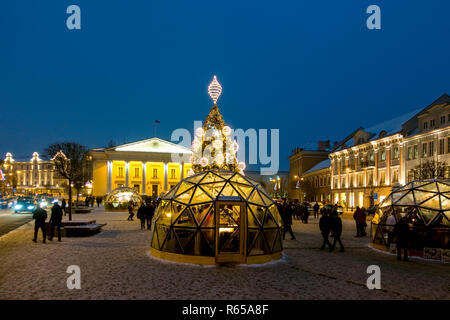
[[125, 161, 129, 187], [107, 161, 112, 193], [180, 163, 184, 180], [386, 147, 391, 185], [164, 163, 168, 191], [142, 162, 146, 195]]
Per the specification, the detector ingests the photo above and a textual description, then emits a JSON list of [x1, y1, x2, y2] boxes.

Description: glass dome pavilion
[[150, 76, 284, 265], [371, 179, 450, 258]]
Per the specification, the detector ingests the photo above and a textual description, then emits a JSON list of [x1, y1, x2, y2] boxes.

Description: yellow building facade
[[90, 138, 192, 197]]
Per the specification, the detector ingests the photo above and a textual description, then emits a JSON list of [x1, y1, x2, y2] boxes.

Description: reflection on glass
[[218, 205, 241, 253]]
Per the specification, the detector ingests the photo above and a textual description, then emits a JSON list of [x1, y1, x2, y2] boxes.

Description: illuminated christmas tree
[[190, 76, 245, 174]]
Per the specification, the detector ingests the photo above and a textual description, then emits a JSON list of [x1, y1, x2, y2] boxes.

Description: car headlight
[[27, 205, 35, 210], [14, 204, 23, 210]]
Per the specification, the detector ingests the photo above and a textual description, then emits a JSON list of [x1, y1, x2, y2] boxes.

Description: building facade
[[89, 137, 193, 197], [301, 159, 331, 203], [1, 152, 66, 195], [330, 94, 450, 210], [288, 142, 331, 200]]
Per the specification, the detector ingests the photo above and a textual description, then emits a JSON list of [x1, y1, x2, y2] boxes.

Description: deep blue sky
[[1, 1, 449, 170]]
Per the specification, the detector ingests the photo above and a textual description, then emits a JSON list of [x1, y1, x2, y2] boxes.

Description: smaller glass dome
[[104, 187, 142, 211], [371, 179, 450, 257]]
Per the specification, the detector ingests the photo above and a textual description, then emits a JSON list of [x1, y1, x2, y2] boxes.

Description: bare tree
[[301, 179, 318, 202], [413, 160, 447, 180], [44, 142, 88, 221]]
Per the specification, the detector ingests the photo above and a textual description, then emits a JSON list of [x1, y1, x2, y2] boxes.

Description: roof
[[93, 137, 192, 154], [364, 108, 422, 139], [303, 159, 331, 175]]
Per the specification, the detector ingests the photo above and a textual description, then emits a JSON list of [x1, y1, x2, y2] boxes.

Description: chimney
[[318, 140, 330, 151]]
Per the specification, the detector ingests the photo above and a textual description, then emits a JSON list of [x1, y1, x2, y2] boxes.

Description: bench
[[64, 223, 107, 237]]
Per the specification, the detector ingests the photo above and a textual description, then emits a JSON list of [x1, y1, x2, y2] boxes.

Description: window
[[393, 147, 399, 159], [170, 168, 176, 179], [414, 145, 418, 159], [422, 143, 427, 158], [380, 150, 386, 161], [118, 167, 124, 177], [153, 168, 158, 178], [133, 184, 140, 193], [429, 141, 434, 156], [439, 139, 445, 155], [380, 171, 386, 186], [424, 121, 428, 129], [407, 146, 413, 160], [392, 170, 399, 183], [134, 168, 140, 178], [430, 119, 435, 127], [440, 115, 446, 125]]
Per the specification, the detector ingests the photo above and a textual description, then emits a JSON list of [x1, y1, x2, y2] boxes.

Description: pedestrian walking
[[393, 218, 410, 261], [329, 209, 344, 252], [32, 205, 47, 243], [96, 196, 102, 207], [61, 198, 66, 216], [313, 202, 320, 219], [281, 202, 296, 240], [137, 203, 146, 230], [49, 202, 63, 241], [319, 209, 332, 250], [301, 205, 309, 224], [127, 204, 135, 221], [145, 201, 155, 230]]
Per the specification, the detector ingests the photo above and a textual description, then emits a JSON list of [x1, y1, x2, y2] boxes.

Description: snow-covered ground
[[0, 208, 448, 300]]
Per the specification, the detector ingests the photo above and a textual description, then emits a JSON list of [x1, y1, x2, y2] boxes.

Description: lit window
[[380, 150, 386, 161], [170, 168, 176, 179], [393, 147, 399, 159], [153, 168, 158, 178], [429, 141, 434, 156], [414, 145, 418, 159], [134, 167, 140, 178], [118, 167, 124, 177], [422, 143, 427, 158], [439, 139, 445, 155], [407, 147, 413, 160]]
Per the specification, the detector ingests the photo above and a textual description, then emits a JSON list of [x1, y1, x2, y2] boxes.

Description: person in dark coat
[[127, 204, 134, 221], [32, 205, 47, 243], [145, 201, 155, 230], [137, 203, 146, 230], [49, 202, 63, 241], [329, 209, 344, 252], [313, 203, 320, 219], [301, 205, 309, 224], [96, 196, 102, 207], [393, 218, 410, 261], [61, 198, 66, 216], [281, 202, 296, 240], [319, 209, 332, 250]]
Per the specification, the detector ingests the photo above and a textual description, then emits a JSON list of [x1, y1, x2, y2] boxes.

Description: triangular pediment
[[111, 138, 192, 154]]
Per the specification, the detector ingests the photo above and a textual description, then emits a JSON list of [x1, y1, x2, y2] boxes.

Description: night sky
[[1, 0, 449, 171]]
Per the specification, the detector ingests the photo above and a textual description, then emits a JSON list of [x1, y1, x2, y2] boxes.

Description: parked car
[[14, 197, 36, 213]]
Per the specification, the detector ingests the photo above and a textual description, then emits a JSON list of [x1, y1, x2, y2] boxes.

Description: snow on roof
[[303, 159, 331, 175], [364, 108, 422, 139]]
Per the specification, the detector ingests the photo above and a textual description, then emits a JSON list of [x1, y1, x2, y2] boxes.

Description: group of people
[[84, 196, 103, 207], [32, 201, 64, 243], [319, 206, 345, 252], [128, 201, 156, 230]]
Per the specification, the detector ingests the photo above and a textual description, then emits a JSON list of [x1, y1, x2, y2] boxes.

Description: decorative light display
[[191, 76, 239, 173], [207, 75, 222, 105]]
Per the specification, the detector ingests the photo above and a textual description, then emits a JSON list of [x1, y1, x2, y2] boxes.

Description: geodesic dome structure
[[150, 170, 284, 265], [371, 180, 450, 255], [104, 187, 143, 211]]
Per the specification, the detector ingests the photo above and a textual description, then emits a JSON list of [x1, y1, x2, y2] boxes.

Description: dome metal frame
[[150, 170, 284, 265]]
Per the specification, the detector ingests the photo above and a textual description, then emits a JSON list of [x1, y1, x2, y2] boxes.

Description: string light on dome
[[232, 140, 239, 152], [216, 153, 224, 165], [222, 126, 231, 136], [208, 75, 222, 104], [200, 157, 209, 167], [212, 139, 223, 149], [195, 127, 204, 137]]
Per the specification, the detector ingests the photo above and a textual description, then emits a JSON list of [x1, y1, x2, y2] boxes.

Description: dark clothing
[[127, 205, 134, 221], [353, 208, 367, 237], [32, 208, 47, 242], [61, 200, 66, 215], [283, 224, 296, 240], [329, 214, 344, 251], [394, 220, 410, 261], [319, 214, 331, 249], [137, 205, 146, 230], [313, 203, 320, 218], [144, 204, 155, 230], [49, 204, 63, 241]]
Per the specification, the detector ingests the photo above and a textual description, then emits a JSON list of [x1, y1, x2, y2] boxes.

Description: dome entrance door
[[215, 201, 246, 264]]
